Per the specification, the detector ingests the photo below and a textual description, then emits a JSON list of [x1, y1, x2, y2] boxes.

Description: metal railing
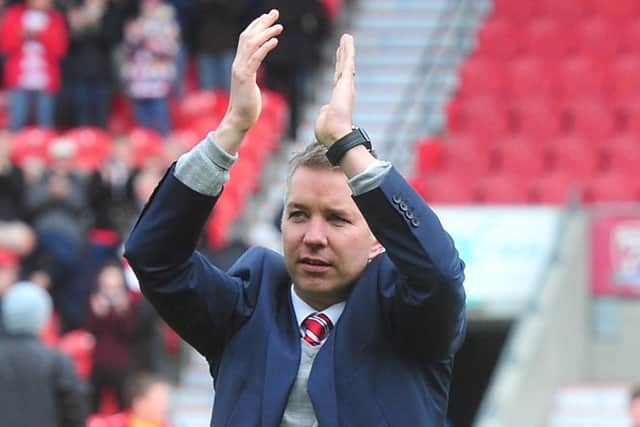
[[382, 0, 487, 170]]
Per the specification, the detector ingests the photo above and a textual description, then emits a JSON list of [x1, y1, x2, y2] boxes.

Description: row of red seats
[[411, 168, 639, 205], [420, 135, 640, 180], [8, 89, 287, 171], [492, 0, 638, 22], [448, 96, 640, 140], [478, 17, 640, 60], [458, 54, 640, 100]]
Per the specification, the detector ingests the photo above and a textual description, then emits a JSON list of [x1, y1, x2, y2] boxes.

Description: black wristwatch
[[325, 127, 372, 166]]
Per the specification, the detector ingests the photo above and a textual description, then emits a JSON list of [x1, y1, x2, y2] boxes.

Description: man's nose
[[302, 218, 328, 247]]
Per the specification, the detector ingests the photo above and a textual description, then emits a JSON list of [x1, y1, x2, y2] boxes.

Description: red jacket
[[0, 4, 68, 92]]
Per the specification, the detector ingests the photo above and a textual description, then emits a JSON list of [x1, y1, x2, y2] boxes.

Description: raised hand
[[314, 34, 356, 148], [221, 10, 282, 138]]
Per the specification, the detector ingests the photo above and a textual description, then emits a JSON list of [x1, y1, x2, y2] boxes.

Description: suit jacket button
[[399, 201, 408, 211], [406, 210, 414, 219], [392, 194, 402, 204], [411, 217, 420, 227]]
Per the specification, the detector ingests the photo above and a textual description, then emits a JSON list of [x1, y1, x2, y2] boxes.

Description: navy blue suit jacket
[[124, 165, 466, 426]]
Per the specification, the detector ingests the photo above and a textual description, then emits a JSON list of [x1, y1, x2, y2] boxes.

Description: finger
[[333, 43, 343, 85], [339, 34, 355, 84], [252, 22, 283, 50], [248, 38, 279, 73], [245, 9, 279, 32], [253, 9, 280, 32]]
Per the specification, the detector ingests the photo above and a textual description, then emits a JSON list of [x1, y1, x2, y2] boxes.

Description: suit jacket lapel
[[261, 288, 300, 427]]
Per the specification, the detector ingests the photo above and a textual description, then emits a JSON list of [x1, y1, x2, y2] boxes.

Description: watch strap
[[325, 127, 372, 166]]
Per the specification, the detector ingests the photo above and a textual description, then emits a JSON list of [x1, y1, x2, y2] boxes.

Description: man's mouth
[[300, 257, 331, 266]]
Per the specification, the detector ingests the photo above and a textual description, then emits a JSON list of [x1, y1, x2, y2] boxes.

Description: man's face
[[282, 166, 378, 310]]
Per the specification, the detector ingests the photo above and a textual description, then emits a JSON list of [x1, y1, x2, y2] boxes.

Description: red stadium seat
[[537, 0, 588, 22], [408, 176, 428, 199], [458, 56, 507, 97], [591, 0, 638, 21], [475, 173, 529, 204], [618, 99, 640, 133], [9, 126, 57, 166], [492, 0, 537, 22], [556, 56, 607, 99], [507, 57, 555, 98], [475, 18, 522, 60], [167, 128, 203, 151], [423, 172, 475, 205], [128, 127, 164, 168], [528, 172, 580, 204], [414, 137, 444, 176], [493, 138, 546, 179], [604, 136, 640, 178], [576, 17, 620, 59], [448, 97, 510, 140], [173, 89, 227, 130], [441, 136, 493, 180], [565, 98, 616, 140], [62, 127, 112, 172], [548, 136, 602, 180], [510, 97, 563, 139], [584, 172, 638, 203], [261, 89, 288, 129], [523, 18, 577, 60], [621, 18, 640, 55], [609, 55, 640, 99]]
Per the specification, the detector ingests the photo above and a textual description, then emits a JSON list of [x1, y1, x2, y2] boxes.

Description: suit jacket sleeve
[[124, 166, 257, 360], [353, 167, 466, 362]]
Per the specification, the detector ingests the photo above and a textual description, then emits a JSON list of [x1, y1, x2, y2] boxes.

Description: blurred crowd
[[0, 0, 337, 137], [0, 0, 344, 424]]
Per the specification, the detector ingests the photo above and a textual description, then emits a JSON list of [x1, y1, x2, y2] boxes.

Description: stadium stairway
[[170, 347, 215, 427], [235, 0, 489, 250]]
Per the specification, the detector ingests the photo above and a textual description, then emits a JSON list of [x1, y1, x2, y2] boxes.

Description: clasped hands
[[218, 9, 356, 152]]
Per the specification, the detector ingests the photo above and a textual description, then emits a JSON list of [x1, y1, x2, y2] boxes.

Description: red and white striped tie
[[302, 313, 333, 346]]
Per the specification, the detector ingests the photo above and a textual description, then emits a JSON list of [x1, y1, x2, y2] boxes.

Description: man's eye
[[288, 211, 306, 220], [329, 215, 349, 225]]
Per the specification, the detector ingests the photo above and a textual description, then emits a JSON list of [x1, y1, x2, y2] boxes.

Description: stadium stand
[[409, 0, 640, 206]]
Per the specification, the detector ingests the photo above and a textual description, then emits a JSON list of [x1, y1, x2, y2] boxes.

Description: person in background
[[0, 282, 89, 427], [631, 386, 640, 427], [63, 0, 125, 128], [262, 0, 328, 140], [100, 373, 173, 427], [0, 132, 26, 221], [0, 0, 68, 130], [191, 0, 245, 92], [25, 137, 91, 331], [86, 261, 136, 412], [120, 0, 179, 135]]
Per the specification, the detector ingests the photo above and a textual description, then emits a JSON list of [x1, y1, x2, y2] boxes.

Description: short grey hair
[[286, 142, 335, 184]]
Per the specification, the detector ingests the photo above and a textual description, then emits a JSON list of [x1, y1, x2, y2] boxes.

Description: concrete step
[[172, 411, 212, 427], [359, 0, 450, 12]]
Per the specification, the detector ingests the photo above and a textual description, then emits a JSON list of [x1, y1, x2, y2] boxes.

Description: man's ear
[[368, 239, 384, 261]]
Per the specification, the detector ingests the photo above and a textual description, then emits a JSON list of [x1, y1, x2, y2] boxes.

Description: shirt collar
[[290, 285, 345, 335]]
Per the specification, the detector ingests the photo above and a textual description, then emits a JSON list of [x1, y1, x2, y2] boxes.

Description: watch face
[[357, 127, 371, 143]]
